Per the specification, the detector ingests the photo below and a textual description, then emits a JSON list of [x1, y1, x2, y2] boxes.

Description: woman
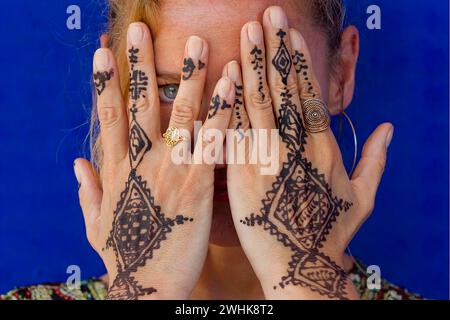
[[1, 0, 421, 300]]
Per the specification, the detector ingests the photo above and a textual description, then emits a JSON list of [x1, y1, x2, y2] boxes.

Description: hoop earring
[[340, 111, 358, 177], [337, 94, 366, 274], [342, 117, 366, 274]]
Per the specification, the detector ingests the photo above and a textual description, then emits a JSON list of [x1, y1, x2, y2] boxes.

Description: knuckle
[[98, 104, 123, 128], [249, 90, 273, 110], [272, 81, 299, 96], [183, 69, 203, 81], [368, 154, 386, 176], [300, 79, 322, 100], [171, 100, 194, 125], [77, 190, 84, 208], [85, 231, 98, 249], [268, 37, 285, 49], [361, 198, 375, 215], [130, 98, 150, 114]]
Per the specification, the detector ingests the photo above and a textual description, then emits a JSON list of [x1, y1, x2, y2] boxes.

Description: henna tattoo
[[128, 47, 139, 65], [129, 69, 148, 101], [182, 57, 206, 81], [104, 47, 192, 299], [182, 58, 195, 80], [292, 50, 316, 98], [272, 30, 292, 85], [105, 171, 193, 299], [182, 57, 205, 81], [94, 69, 114, 96], [234, 85, 245, 142], [127, 47, 151, 167], [250, 46, 265, 101], [129, 116, 151, 169], [208, 94, 231, 119], [241, 30, 352, 299]]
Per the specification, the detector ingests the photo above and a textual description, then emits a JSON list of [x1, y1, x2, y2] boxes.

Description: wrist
[[261, 275, 360, 300], [105, 273, 191, 300]]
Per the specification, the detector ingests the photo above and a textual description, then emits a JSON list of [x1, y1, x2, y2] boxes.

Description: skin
[[74, 1, 393, 299]]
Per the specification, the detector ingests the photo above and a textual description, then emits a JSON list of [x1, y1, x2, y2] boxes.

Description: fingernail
[[187, 36, 204, 60], [218, 76, 233, 99], [269, 6, 287, 29], [290, 29, 302, 50], [73, 161, 82, 188], [225, 61, 241, 83], [247, 22, 263, 45], [94, 48, 110, 71], [128, 23, 144, 46], [386, 126, 394, 148]]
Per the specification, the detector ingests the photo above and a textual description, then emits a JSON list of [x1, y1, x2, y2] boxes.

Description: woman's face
[[153, 0, 332, 246]]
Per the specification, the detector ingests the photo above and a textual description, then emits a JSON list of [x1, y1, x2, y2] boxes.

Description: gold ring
[[163, 126, 186, 147], [302, 99, 331, 133]]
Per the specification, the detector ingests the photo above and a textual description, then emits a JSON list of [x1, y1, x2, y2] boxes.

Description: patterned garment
[[1, 261, 422, 300]]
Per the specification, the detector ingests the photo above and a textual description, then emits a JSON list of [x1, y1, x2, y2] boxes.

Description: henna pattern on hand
[[182, 57, 205, 81], [234, 85, 246, 142], [208, 94, 231, 119], [250, 46, 265, 101], [103, 47, 193, 300], [241, 30, 352, 299], [182, 57, 196, 80], [292, 50, 316, 98], [94, 69, 114, 96]]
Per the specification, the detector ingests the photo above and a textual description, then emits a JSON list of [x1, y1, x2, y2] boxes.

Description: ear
[[328, 26, 359, 116]]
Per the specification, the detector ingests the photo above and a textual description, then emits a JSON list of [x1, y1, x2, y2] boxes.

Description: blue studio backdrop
[[0, 1, 448, 299]]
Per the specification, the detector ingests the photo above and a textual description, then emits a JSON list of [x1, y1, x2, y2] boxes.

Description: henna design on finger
[[272, 30, 292, 86], [94, 69, 114, 96], [129, 47, 148, 102], [208, 94, 231, 119], [234, 85, 245, 142], [129, 117, 151, 169], [182, 57, 196, 80], [103, 47, 193, 299], [292, 50, 316, 98], [250, 46, 265, 101], [182, 58, 205, 81], [241, 30, 352, 299], [128, 47, 151, 167], [129, 69, 148, 101]]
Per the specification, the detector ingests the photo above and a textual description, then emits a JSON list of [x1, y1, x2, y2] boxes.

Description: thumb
[[74, 158, 103, 251], [351, 123, 394, 218]]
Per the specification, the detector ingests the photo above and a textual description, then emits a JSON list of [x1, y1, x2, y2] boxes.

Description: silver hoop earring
[[340, 111, 358, 177], [337, 98, 365, 274]]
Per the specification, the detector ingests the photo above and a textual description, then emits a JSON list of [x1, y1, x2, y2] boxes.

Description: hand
[[226, 6, 393, 300], [74, 22, 236, 299]]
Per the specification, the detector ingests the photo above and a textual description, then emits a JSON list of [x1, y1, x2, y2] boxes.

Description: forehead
[[153, 0, 324, 81]]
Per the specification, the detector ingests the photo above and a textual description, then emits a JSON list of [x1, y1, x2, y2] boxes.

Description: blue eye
[[159, 84, 179, 103]]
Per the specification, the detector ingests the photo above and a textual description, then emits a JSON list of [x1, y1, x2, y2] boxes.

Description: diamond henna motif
[[105, 46, 195, 300], [240, 28, 353, 300], [272, 30, 292, 85], [291, 252, 346, 295], [129, 118, 151, 169], [108, 276, 156, 300], [273, 162, 338, 250], [113, 174, 164, 270]]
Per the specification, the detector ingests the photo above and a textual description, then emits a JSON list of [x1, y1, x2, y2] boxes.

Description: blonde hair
[[89, 0, 345, 171]]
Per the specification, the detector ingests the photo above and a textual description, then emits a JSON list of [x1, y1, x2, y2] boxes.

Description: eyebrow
[[156, 71, 181, 85]]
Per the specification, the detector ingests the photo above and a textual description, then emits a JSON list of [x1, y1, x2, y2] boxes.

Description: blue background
[[0, 0, 448, 299]]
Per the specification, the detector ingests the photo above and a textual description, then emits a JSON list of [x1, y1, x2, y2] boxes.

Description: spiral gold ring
[[302, 99, 331, 133], [162, 126, 186, 147]]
